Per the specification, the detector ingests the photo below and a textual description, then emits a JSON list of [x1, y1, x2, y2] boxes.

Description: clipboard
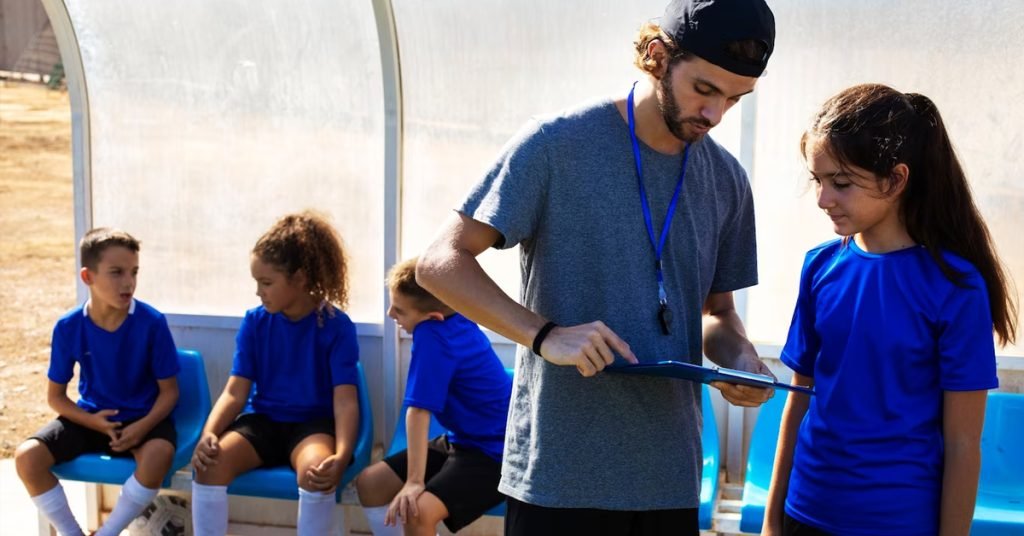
[[607, 360, 815, 396]]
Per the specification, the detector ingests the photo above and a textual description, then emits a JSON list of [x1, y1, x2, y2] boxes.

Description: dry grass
[[0, 79, 75, 457]]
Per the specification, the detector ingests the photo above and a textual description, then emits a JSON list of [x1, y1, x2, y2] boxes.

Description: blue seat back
[[972, 391, 1024, 535], [386, 368, 514, 517], [978, 392, 1024, 495], [170, 349, 212, 479], [52, 349, 211, 487], [699, 385, 720, 531], [738, 391, 787, 534], [226, 361, 373, 502]]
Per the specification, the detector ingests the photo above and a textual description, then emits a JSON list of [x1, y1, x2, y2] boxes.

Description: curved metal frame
[[38, 0, 91, 303]]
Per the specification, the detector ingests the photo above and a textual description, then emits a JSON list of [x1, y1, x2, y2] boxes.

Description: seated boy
[[356, 257, 512, 536], [14, 228, 180, 536]]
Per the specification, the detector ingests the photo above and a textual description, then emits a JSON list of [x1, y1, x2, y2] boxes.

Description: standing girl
[[191, 211, 360, 535], [764, 84, 1017, 536]]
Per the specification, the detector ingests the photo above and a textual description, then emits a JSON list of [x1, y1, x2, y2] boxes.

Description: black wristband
[[532, 321, 558, 356]]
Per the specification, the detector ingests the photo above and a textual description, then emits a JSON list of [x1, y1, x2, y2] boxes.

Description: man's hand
[[538, 321, 638, 377], [710, 354, 775, 407], [385, 481, 427, 526], [191, 432, 221, 472]]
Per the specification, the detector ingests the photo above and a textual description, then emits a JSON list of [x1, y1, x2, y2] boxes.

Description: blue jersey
[[405, 314, 512, 461], [48, 299, 180, 421], [231, 305, 359, 423], [781, 239, 999, 536]]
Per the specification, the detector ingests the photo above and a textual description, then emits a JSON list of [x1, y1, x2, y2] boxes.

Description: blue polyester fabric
[[232, 306, 359, 423], [48, 299, 180, 421], [781, 239, 999, 535], [405, 314, 511, 461]]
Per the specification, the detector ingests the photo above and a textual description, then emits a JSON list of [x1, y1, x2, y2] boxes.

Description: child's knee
[[295, 464, 318, 490], [193, 462, 229, 486], [408, 494, 447, 529], [353, 468, 378, 503], [136, 440, 174, 467], [140, 438, 175, 459], [14, 440, 52, 477], [353, 462, 400, 506]]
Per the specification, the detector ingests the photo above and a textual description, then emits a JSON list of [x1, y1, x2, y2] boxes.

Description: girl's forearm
[[939, 441, 980, 536], [332, 384, 359, 461]]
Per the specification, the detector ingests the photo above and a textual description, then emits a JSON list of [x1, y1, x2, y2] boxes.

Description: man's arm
[[702, 291, 773, 406], [939, 390, 986, 536], [417, 212, 637, 376]]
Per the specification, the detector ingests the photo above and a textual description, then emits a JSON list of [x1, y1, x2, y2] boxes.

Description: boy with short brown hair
[[14, 228, 180, 536]]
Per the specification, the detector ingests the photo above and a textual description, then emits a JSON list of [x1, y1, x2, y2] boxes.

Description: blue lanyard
[[627, 81, 690, 309]]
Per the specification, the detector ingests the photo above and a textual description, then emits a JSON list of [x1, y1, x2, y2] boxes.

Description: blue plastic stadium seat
[[971, 392, 1024, 535], [51, 349, 212, 488], [226, 362, 373, 502], [385, 368, 514, 517], [699, 385, 720, 531], [738, 391, 787, 534]]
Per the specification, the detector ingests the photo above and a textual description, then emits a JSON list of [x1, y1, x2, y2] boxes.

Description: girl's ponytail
[[807, 84, 1017, 346]]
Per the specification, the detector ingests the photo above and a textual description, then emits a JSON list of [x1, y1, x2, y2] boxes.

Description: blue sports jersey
[[48, 299, 180, 421], [231, 305, 359, 423], [780, 239, 999, 536], [405, 313, 512, 461]]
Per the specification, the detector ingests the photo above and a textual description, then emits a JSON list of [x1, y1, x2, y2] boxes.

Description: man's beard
[[658, 69, 713, 143]]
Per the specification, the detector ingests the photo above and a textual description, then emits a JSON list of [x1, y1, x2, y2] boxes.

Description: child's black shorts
[[384, 435, 505, 533], [226, 412, 336, 468], [31, 415, 177, 464]]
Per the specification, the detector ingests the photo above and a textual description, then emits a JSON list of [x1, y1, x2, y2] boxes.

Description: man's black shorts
[[31, 415, 177, 464], [226, 412, 335, 468], [505, 496, 698, 536], [384, 435, 504, 532]]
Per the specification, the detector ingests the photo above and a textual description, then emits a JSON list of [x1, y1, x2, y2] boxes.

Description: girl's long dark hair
[[802, 83, 1017, 346]]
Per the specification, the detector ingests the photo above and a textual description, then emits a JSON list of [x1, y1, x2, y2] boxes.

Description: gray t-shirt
[[459, 98, 757, 510]]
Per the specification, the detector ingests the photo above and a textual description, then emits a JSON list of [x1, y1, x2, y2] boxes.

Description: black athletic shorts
[[505, 496, 698, 536], [31, 415, 177, 464], [783, 512, 835, 536], [226, 412, 335, 468], [384, 435, 504, 532]]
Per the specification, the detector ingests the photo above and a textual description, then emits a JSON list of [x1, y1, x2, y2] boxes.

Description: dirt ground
[[0, 80, 75, 458]]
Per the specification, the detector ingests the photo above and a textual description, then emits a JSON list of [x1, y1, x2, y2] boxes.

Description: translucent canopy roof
[[42, 0, 1024, 355]]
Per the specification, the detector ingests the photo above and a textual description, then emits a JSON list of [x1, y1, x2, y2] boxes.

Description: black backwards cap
[[660, 0, 775, 77]]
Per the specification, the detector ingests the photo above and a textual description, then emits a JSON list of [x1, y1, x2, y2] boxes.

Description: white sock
[[362, 505, 402, 536], [297, 488, 339, 536], [95, 475, 159, 536], [191, 482, 229, 536], [32, 484, 85, 536]]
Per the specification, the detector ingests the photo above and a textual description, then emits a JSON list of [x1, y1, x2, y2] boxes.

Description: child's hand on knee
[[305, 454, 344, 491], [192, 432, 221, 472], [385, 482, 426, 526]]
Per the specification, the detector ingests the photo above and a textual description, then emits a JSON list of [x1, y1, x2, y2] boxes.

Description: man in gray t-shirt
[[418, 1, 776, 534]]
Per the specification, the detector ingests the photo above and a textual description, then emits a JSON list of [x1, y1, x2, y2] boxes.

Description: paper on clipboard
[[607, 360, 815, 396]]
